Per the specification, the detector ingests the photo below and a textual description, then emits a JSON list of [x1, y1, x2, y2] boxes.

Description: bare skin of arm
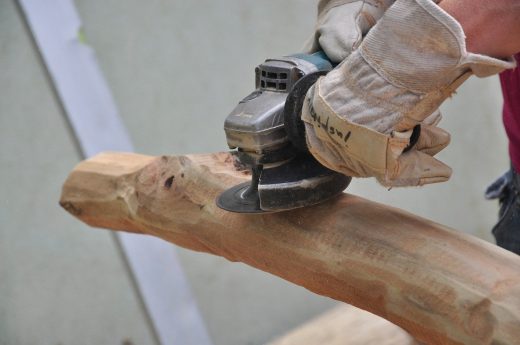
[[439, 0, 520, 58]]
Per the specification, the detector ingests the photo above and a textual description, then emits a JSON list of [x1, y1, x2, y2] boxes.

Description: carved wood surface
[[60, 152, 520, 345]]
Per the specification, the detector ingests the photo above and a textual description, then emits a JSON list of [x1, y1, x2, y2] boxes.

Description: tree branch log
[[60, 152, 520, 345]]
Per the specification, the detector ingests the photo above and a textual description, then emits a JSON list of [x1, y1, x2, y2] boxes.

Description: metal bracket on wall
[[17, 1, 212, 344]]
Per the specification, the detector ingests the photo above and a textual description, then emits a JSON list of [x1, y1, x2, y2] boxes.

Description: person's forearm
[[439, 0, 520, 58]]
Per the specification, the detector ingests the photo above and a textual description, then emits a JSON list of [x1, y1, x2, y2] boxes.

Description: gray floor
[[0, 0, 509, 344]]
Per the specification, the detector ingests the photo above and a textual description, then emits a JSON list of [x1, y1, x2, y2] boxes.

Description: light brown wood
[[266, 304, 418, 345], [60, 152, 520, 345]]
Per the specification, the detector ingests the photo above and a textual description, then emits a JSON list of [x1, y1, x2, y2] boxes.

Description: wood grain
[[60, 152, 520, 345]]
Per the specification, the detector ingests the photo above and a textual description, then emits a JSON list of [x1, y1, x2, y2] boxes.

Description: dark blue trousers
[[486, 167, 520, 255]]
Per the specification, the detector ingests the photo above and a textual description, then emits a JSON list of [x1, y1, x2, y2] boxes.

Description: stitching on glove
[[340, 54, 415, 112], [413, 0, 466, 63], [359, 45, 422, 93], [400, 71, 472, 123], [359, 0, 465, 93], [352, 0, 367, 50]]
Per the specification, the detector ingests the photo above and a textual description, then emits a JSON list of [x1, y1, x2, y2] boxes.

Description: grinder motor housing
[[217, 53, 351, 213], [224, 52, 334, 163]]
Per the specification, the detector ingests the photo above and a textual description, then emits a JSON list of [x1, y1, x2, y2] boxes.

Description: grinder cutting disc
[[216, 182, 264, 213], [216, 167, 265, 213]]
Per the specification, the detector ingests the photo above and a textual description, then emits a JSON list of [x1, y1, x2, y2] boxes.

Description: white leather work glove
[[304, 0, 395, 63], [303, 0, 445, 183], [302, 0, 516, 187]]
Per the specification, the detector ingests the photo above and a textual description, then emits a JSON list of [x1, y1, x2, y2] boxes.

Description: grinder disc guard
[[216, 155, 351, 214]]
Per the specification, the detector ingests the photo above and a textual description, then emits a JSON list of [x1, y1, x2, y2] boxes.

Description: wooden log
[[60, 152, 520, 345], [266, 304, 417, 345]]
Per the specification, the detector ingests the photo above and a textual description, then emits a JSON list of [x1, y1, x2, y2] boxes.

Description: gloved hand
[[304, 0, 395, 63], [302, 0, 516, 187]]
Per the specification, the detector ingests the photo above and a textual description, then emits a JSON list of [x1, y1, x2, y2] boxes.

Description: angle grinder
[[216, 52, 351, 213]]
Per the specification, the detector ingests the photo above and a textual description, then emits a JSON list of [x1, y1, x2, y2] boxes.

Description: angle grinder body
[[217, 52, 351, 213]]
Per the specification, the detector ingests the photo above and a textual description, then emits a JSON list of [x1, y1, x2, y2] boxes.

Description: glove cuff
[[303, 82, 406, 176], [360, 0, 516, 94], [303, 81, 453, 187]]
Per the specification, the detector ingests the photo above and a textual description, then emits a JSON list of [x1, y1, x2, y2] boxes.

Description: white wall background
[[0, 0, 509, 344]]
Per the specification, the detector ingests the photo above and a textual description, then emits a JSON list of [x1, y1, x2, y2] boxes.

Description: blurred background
[[0, 0, 509, 344]]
